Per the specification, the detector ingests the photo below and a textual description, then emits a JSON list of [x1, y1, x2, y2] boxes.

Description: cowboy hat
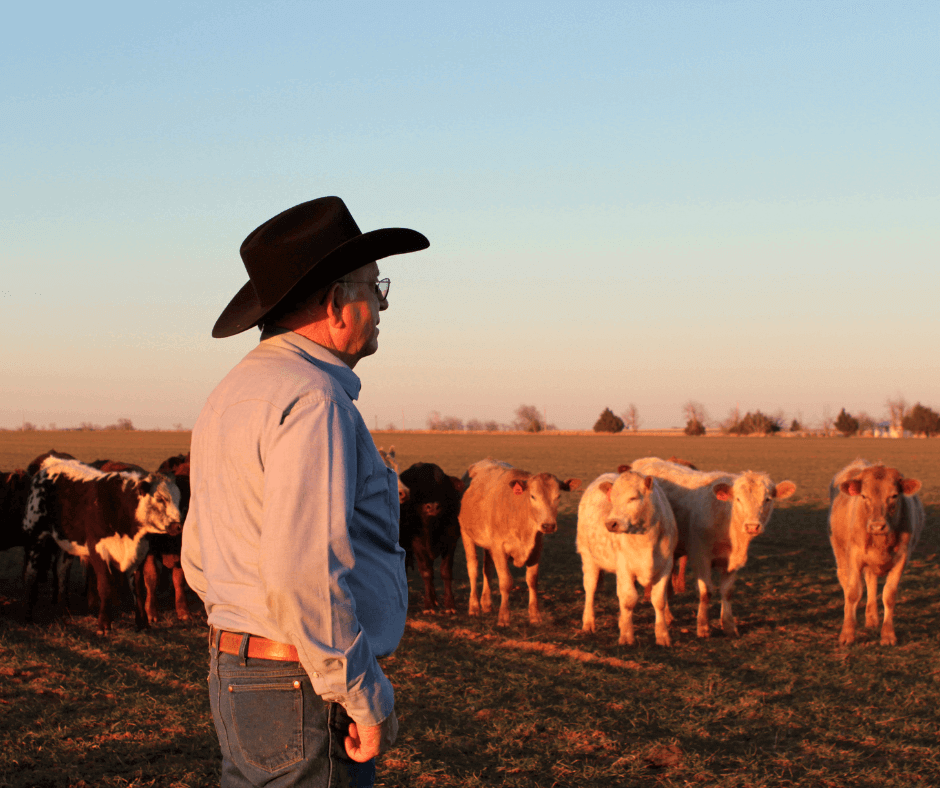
[[212, 196, 429, 338]]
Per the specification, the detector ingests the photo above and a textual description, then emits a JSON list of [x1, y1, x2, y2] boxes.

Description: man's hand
[[344, 711, 399, 762]]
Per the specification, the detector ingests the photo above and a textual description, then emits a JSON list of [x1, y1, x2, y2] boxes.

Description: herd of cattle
[[0, 448, 927, 648]]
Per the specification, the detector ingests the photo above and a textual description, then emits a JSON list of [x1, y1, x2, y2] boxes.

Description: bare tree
[[683, 401, 707, 424], [621, 404, 640, 432], [886, 396, 907, 436], [820, 405, 835, 436], [513, 404, 546, 433]]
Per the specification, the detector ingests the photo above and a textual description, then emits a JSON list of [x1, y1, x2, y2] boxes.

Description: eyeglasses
[[344, 277, 390, 300], [319, 278, 390, 305]]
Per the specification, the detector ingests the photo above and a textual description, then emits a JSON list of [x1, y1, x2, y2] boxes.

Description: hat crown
[[240, 196, 362, 307]]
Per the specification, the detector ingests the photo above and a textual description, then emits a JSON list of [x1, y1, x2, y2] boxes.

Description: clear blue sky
[[3, 1, 937, 430]]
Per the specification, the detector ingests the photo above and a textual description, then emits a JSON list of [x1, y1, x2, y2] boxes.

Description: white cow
[[577, 467, 677, 646], [630, 457, 795, 638]]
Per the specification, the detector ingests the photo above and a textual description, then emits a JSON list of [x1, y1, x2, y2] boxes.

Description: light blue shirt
[[182, 328, 407, 726]]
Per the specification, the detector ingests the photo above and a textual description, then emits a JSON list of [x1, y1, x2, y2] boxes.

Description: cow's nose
[[604, 520, 621, 533], [168, 521, 183, 536], [744, 522, 762, 535], [541, 522, 557, 534], [867, 519, 888, 534]]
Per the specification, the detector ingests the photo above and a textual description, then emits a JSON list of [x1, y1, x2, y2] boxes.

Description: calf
[[399, 462, 463, 613], [630, 457, 795, 638], [1, 469, 32, 551], [22, 458, 182, 634], [577, 467, 677, 646], [378, 446, 410, 505], [459, 459, 581, 626], [828, 459, 924, 646]]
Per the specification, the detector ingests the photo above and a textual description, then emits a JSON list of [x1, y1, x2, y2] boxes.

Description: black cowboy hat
[[212, 196, 429, 338]]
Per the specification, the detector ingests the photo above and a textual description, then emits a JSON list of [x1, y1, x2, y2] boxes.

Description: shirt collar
[[260, 326, 362, 401]]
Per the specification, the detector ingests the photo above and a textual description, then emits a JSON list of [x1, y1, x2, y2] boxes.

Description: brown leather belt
[[211, 626, 299, 662]]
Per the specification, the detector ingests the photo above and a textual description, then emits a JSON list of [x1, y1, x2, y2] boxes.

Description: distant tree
[[116, 418, 134, 431], [903, 403, 940, 437], [466, 418, 483, 431], [789, 419, 802, 432], [621, 404, 640, 432], [384, 422, 397, 431], [835, 408, 860, 437], [886, 396, 907, 436], [727, 410, 782, 436], [19, 422, 37, 432], [428, 412, 464, 430], [484, 420, 501, 432], [593, 408, 625, 433], [721, 405, 742, 434], [79, 421, 101, 431], [514, 404, 546, 433], [683, 401, 707, 425], [684, 418, 706, 436], [820, 406, 835, 436], [856, 412, 876, 434]]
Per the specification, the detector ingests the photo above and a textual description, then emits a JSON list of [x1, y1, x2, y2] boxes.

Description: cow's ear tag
[[512, 482, 525, 495]]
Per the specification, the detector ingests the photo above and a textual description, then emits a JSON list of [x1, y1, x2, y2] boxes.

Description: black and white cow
[[1, 469, 32, 552], [23, 458, 182, 634]]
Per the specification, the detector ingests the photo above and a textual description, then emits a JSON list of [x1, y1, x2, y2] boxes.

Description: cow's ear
[[598, 481, 613, 500], [511, 480, 527, 495], [773, 481, 796, 500], [450, 476, 465, 495], [561, 478, 581, 491], [841, 479, 862, 496], [617, 464, 631, 474], [900, 477, 922, 496], [713, 482, 733, 501], [644, 476, 653, 490]]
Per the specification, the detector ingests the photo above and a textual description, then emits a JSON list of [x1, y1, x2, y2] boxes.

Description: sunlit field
[[1, 431, 939, 787]]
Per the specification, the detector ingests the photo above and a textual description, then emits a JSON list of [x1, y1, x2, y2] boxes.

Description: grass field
[[2, 431, 939, 787]]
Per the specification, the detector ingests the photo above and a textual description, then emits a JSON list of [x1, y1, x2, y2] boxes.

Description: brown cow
[[828, 459, 924, 646], [459, 459, 581, 626], [399, 462, 464, 612], [630, 457, 795, 638], [22, 458, 182, 634]]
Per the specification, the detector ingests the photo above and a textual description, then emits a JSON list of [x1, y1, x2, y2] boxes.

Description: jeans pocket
[[229, 680, 304, 773]]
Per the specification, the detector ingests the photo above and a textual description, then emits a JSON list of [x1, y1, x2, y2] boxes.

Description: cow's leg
[[142, 554, 160, 626], [132, 564, 151, 631], [615, 569, 639, 646], [23, 543, 44, 623], [54, 551, 75, 614], [651, 569, 673, 647], [461, 531, 481, 617], [440, 547, 457, 614], [691, 554, 714, 638], [415, 543, 438, 612], [718, 570, 739, 637], [671, 554, 688, 595], [525, 563, 542, 625], [88, 558, 115, 635], [581, 557, 601, 634], [480, 551, 495, 614], [880, 555, 909, 646], [489, 550, 513, 627], [169, 562, 191, 622], [862, 566, 880, 631], [837, 562, 863, 646]]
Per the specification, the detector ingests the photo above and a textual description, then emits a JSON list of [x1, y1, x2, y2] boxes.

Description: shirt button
[[293, 680, 301, 689], [312, 672, 320, 678]]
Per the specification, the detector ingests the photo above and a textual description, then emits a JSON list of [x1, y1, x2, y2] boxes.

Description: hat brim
[[212, 227, 428, 338]]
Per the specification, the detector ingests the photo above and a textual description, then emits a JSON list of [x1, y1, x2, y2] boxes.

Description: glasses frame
[[320, 277, 390, 305]]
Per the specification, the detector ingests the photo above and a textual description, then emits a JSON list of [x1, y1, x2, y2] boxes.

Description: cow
[[90, 456, 191, 626], [828, 459, 924, 646], [459, 459, 581, 627], [630, 457, 796, 638], [378, 446, 410, 505], [577, 467, 678, 646], [398, 462, 463, 613], [27, 450, 76, 476], [22, 458, 182, 634], [1, 469, 32, 551]]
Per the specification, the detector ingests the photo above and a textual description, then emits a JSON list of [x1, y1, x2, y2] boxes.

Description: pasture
[[1, 431, 939, 787]]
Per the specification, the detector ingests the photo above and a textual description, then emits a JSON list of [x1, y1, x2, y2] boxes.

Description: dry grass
[[2, 431, 939, 786]]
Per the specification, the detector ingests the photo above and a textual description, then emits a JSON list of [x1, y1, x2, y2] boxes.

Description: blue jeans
[[208, 634, 376, 788]]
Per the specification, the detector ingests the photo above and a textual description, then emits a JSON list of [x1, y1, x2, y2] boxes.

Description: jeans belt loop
[[237, 633, 251, 666]]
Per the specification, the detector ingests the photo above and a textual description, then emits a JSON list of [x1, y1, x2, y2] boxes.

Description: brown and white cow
[[630, 457, 796, 638], [1, 469, 32, 552], [398, 462, 463, 613], [459, 459, 581, 627], [22, 458, 182, 634], [828, 459, 924, 646], [577, 468, 677, 646]]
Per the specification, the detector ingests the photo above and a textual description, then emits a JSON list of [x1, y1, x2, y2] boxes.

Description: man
[[182, 196, 429, 787]]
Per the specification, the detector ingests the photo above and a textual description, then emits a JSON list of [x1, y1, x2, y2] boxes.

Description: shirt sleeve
[[258, 391, 395, 726]]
